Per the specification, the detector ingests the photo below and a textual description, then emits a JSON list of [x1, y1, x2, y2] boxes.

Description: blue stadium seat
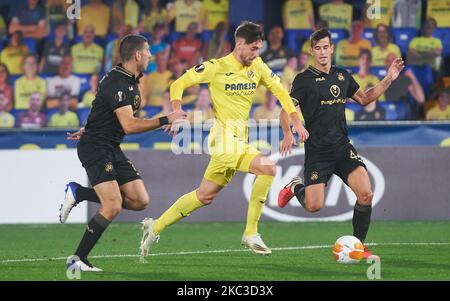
[[378, 101, 398, 120], [329, 29, 348, 46], [344, 67, 359, 74], [45, 108, 59, 120], [410, 65, 434, 97], [143, 106, 162, 118], [285, 29, 313, 54], [432, 27, 450, 57], [345, 102, 362, 114], [170, 32, 183, 44], [9, 75, 20, 86], [370, 67, 387, 78], [23, 37, 36, 54], [392, 28, 418, 55], [10, 109, 26, 127], [363, 28, 376, 46], [74, 74, 92, 97], [77, 107, 91, 126]]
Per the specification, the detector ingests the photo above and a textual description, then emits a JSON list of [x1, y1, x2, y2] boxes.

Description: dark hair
[[310, 28, 332, 48], [0, 63, 11, 84], [119, 34, 148, 62], [234, 21, 265, 44], [359, 48, 372, 61], [374, 23, 391, 45]]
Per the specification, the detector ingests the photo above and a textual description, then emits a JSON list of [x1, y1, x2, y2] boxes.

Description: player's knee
[[105, 202, 122, 217], [138, 194, 150, 210], [305, 202, 323, 213], [196, 190, 216, 205], [264, 163, 277, 177], [358, 190, 373, 206]]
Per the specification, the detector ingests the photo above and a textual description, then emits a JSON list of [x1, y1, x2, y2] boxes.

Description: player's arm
[[352, 58, 404, 106], [115, 105, 187, 134], [258, 58, 308, 142]]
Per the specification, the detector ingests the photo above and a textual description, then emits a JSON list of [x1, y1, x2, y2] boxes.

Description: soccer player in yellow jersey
[[140, 21, 308, 258]]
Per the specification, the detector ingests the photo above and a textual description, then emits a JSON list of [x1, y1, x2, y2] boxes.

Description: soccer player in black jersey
[[61, 35, 187, 271], [277, 29, 404, 257]]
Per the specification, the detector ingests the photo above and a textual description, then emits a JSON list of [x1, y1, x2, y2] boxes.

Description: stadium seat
[[45, 108, 59, 120], [329, 29, 348, 46], [363, 28, 376, 46], [344, 66, 359, 74], [370, 67, 387, 78], [143, 106, 162, 118], [23, 37, 36, 54], [378, 101, 398, 120], [410, 65, 434, 97], [285, 29, 313, 54], [74, 74, 92, 97], [432, 28, 450, 57], [392, 28, 418, 55], [10, 109, 26, 127], [345, 102, 362, 114], [77, 107, 90, 125], [169, 31, 183, 44]]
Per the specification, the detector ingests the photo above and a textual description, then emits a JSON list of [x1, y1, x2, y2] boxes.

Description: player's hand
[[292, 121, 309, 143], [387, 58, 404, 81], [67, 127, 85, 141], [280, 132, 297, 156], [165, 110, 188, 136]]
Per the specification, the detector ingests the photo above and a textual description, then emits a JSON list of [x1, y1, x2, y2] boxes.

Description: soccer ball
[[333, 235, 364, 264]]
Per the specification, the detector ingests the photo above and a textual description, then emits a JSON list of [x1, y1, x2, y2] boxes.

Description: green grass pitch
[[1, 221, 449, 281]]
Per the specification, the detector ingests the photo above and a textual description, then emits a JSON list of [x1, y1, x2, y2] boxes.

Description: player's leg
[[303, 183, 326, 212], [346, 166, 373, 243], [119, 179, 149, 210], [72, 180, 123, 271], [140, 178, 224, 259]]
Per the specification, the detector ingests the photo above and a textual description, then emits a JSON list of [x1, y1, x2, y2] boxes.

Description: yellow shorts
[[203, 134, 260, 186]]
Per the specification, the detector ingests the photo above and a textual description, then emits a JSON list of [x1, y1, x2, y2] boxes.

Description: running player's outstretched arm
[[352, 58, 404, 105], [257, 58, 308, 142]]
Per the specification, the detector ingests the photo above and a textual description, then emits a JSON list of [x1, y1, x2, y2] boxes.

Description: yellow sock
[[153, 190, 204, 235], [244, 175, 274, 236]]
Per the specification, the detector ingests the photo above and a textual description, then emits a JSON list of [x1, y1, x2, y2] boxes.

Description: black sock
[[75, 186, 128, 209], [75, 186, 100, 204], [74, 212, 111, 261], [352, 202, 372, 243], [293, 183, 306, 208]]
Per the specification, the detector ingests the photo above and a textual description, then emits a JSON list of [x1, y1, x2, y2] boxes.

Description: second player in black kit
[[278, 28, 404, 257], [290, 65, 365, 187]]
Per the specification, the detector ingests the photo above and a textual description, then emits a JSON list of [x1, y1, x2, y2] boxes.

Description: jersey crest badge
[[115, 91, 124, 102], [337, 72, 345, 81], [247, 70, 255, 79], [330, 85, 341, 98]]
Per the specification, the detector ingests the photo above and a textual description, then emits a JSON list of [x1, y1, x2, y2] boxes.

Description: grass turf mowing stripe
[[1, 242, 449, 264]]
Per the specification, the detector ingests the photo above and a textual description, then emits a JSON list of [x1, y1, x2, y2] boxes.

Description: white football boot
[[67, 256, 103, 272], [139, 218, 160, 262], [241, 233, 272, 255], [59, 182, 80, 223]]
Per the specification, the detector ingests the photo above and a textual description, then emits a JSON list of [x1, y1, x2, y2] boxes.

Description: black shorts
[[77, 141, 141, 187], [304, 142, 366, 187]]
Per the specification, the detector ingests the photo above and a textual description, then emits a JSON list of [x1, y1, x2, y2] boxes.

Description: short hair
[[119, 34, 148, 62], [310, 28, 332, 48], [235, 21, 265, 44], [359, 48, 372, 61]]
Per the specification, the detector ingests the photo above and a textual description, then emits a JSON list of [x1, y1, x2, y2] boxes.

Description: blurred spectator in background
[[0, 92, 14, 128], [391, 0, 422, 29], [173, 22, 202, 68], [426, 0, 450, 28], [353, 49, 385, 101], [71, 25, 104, 74], [48, 93, 79, 127], [203, 21, 231, 60], [149, 22, 171, 61], [384, 53, 424, 116], [253, 91, 282, 122], [168, 0, 204, 33], [0, 64, 13, 112], [319, 0, 352, 30], [141, 52, 172, 106], [104, 24, 133, 72], [81, 74, 99, 108], [46, 0, 72, 37], [282, 0, 314, 30], [8, 0, 47, 40], [0, 31, 29, 75], [0, 14, 6, 40], [407, 18, 442, 72], [18, 92, 46, 128], [14, 54, 46, 110], [335, 20, 372, 67], [261, 26, 295, 76], [187, 87, 214, 124], [140, 0, 169, 34], [202, 0, 229, 32], [363, 0, 393, 29], [39, 21, 70, 74], [110, 0, 140, 35], [77, 0, 110, 37], [281, 52, 308, 90], [46, 56, 80, 109], [355, 83, 386, 121], [426, 89, 450, 120], [152, 90, 172, 118], [167, 57, 197, 105], [371, 23, 401, 67]]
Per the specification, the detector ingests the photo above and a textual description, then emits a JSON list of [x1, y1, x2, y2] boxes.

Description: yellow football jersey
[[170, 53, 297, 140]]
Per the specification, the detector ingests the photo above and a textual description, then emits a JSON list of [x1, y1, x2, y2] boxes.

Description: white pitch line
[[1, 242, 449, 264]]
